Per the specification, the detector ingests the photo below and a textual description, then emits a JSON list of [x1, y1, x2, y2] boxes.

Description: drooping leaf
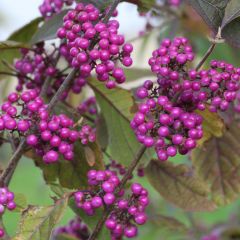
[[150, 215, 189, 235], [0, 18, 42, 72], [191, 121, 240, 206], [27, 141, 104, 189], [0, 41, 28, 49], [196, 107, 225, 146], [13, 197, 68, 240], [14, 193, 28, 212], [221, 0, 240, 47], [31, 10, 68, 44], [187, 0, 228, 33], [145, 160, 216, 211], [69, 198, 111, 239], [96, 114, 109, 151], [89, 78, 153, 165], [8, 17, 43, 43]]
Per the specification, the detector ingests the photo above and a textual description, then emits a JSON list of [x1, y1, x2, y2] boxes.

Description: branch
[[0, 139, 26, 187], [88, 145, 147, 240], [195, 42, 216, 71]]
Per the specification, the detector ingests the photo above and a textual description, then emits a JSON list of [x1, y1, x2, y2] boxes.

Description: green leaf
[[75, 0, 113, 10], [55, 233, 79, 240], [69, 198, 111, 239], [14, 193, 27, 212], [96, 114, 109, 151], [0, 18, 42, 72], [8, 17, 43, 43], [31, 10, 68, 44], [191, 121, 240, 206], [145, 160, 216, 211], [125, 0, 155, 12], [196, 107, 225, 146], [150, 214, 189, 235], [13, 197, 68, 240], [28, 141, 104, 189], [187, 0, 228, 33], [124, 68, 154, 83], [89, 78, 153, 165], [221, 0, 240, 47], [0, 41, 28, 49]]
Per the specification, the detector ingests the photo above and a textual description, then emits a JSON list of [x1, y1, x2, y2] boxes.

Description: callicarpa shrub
[[0, 0, 240, 239]]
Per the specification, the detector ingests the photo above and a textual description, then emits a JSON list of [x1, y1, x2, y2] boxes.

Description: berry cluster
[[201, 234, 218, 240], [39, 0, 74, 19], [78, 97, 98, 118], [168, 0, 182, 7], [53, 217, 90, 240], [26, 113, 79, 163], [0, 90, 93, 164], [74, 170, 148, 239], [106, 183, 149, 239], [14, 45, 87, 98], [57, 3, 133, 89], [0, 188, 16, 238], [131, 95, 203, 161], [74, 170, 121, 216], [0, 90, 42, 134]]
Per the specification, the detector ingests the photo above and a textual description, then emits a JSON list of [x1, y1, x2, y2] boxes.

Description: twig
[[195, 42, 216, 71], [88, 145, 147, 240], [0, 139, 26, 187]]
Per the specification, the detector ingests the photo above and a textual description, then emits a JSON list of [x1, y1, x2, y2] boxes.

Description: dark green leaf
[[31, 10, 68, 44], [27, 141, 104, 189], [191, 121, 240, 206], [145, 160, 216, 211], [13, 197, 68, 240], [187, 0, 228, 33], [8, 17, 43, 43], [125, 0, 155, 12], [96, 114, 109, 151], [89, 78, 153, 165]]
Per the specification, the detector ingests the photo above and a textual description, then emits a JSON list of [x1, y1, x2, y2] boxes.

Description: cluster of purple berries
[[14, 45, 87, 99], [57, 3, 133, 89], [201, 233, 219, 240], [168, 0, 182, 7], [74, 170, 121, 216], [131, 94, 203, 161], [79, 125, 96, 145], [0, 90, 42, 134], [26, 113, 79, 163], [53, 217, 90, 240], [39, 0, 74, 19], [148, 37, 194, 75], [105, 183, 149, 239], [78, 97, 97, 117], [74, 170, 148, 239], [0, 188, 16, 238]]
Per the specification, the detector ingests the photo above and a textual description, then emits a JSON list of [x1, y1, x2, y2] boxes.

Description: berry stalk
[[88, 145, 146, 240]]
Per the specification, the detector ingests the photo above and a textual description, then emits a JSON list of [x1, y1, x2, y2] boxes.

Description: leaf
[[145, 160, 216, 211], [55, 233, 79, 240], [27, 141, 104, 189], [8, 17, 43, 43], [14, 193, 28, 212], [0, 41, 28, 49], [191, 121, 240, 206], [150, 215, 189, 235], [13, 197, 68, 240], [0, 18, 42, 72], [75, 0, 113, 10], [196, 107, 225, 146], [187, 0, 229, 33], [88, 78, 153, 165], [69, 198, 111, 239], [125, 0, 156, 12], [31, 10, 69, 44], [124, 68, 154, 83], [96, 114, 109, 151], [221, 0, 240, 47]]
